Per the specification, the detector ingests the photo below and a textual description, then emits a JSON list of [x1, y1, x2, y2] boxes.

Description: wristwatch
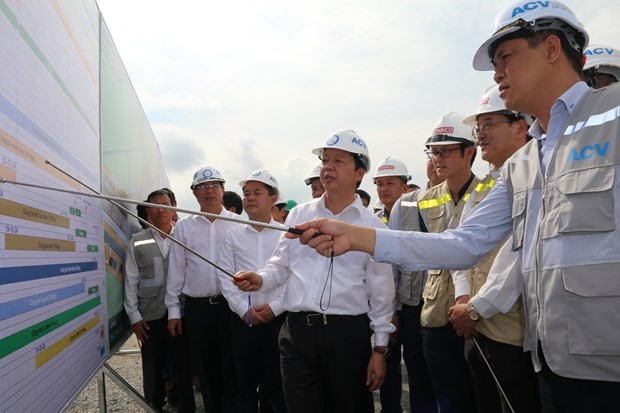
[[467, 302, 481, 321], [373, 346, 390, 359]]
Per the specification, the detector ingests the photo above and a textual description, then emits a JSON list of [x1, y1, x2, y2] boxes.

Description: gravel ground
[[67, 335, 411, 412]]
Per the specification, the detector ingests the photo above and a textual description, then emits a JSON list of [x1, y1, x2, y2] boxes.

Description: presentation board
[[0, 0, 171, 411], [0, 1, 106, 411]]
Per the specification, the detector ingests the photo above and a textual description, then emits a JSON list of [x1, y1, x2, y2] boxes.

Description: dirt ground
[[67, 334, 411, 412]]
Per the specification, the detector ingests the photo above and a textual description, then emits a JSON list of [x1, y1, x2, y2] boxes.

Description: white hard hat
[[275, 195, 287, 206], [304, 162, 322, 185], [426, 112, 475, 147], [473, 0, 588, 71], [463, 85, 534, 126], [584, 44, 620, 82], [373, 157, 411, 182], [190, 166, 225, 189], [312, 129, 371, 173], [239, 169, 279, 191]]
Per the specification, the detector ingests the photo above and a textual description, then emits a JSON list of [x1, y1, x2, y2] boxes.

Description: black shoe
[[166, 386, 179, 407]]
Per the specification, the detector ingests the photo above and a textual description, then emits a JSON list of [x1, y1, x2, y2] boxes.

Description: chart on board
[[0, 1, 107, 411]]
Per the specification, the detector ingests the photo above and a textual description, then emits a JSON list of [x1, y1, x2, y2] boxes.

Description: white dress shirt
[[165, 206, 240, 319], [258, 195, 395, 346], [218, 219, 286, 318], [125, 226, 174, 324]]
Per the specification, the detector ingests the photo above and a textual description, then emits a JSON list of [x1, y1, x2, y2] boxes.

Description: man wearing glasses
[[165, 166, 238, 413], [416, 112, 478, 413], [449, 85, 540, 413]]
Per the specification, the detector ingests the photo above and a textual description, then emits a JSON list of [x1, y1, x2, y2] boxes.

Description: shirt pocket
[[511, 191, 527, 251], [562, 263, 620, 355], [555, 166, 615, 234]]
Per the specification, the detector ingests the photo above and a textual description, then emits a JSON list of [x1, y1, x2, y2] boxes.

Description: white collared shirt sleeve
[[124, 237, 142, 325], [470, 235, 523, 318], [452, 270, 471, 299], [373, 178, 513, 272], [165, 222, 187, 320], [218, 230, 248, 318], [219, 221, 287, 319]]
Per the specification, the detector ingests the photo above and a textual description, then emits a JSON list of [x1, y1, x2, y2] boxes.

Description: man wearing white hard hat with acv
[[290, 2, 620, 411], [583, 43, 620, 88], [165, 166, 239, 412], [233, 129, 395, 413]]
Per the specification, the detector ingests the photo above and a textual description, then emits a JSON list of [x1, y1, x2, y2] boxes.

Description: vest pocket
[[421, 269, 452, 327], [425, 207, 446, 233], [555, 166, 615, 234], [511, 191, 526, 251], [563, 263, 620, 355]]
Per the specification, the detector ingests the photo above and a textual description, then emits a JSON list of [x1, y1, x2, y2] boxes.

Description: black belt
[[186, 295, 225, 305], [288, 311, 365, 327]]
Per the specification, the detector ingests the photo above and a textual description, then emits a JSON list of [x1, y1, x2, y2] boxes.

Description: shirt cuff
[[374, 332, 390, 347], [168, 307, 181, 320], [470, 295, 499, 320], [269, 301, 284, 317], [128, 311, 143, 325], [373, 228, 398, 261]]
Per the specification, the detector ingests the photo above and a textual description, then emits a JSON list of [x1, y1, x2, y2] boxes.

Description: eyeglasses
[[425, 147, 460, 159], [473, 119, 512, 137], [194, 183, 222, 191]]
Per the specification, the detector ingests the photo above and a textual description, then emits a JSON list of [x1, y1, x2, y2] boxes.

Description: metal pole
[[472, 335, 516, 413]]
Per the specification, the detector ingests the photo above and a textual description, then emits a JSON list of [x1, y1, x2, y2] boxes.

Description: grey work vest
[[132, 230, 168, 321], [418, 178, 479, 327], [504, 83, 620, 380], [394, 190, 425, 307]]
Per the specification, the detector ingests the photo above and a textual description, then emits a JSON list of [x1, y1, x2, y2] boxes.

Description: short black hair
[[136, 201, 149, 229], [355, 189, 371, 205], [223, 191, 243, 215]]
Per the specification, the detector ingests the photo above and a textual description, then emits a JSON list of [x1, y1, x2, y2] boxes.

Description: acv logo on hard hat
[[327, 135, 340, 146], [203, 169, 213, 178], [251, 170, 262, 177]]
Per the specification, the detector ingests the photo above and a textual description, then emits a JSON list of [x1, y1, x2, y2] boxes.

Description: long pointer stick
[[1, 177, 304, 237], [1, 176, 255, 277]]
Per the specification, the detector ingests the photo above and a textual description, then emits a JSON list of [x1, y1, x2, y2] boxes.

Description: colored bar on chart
[[0, 296, 101, 359], [35, 315, 101, 368], [5, 233, 76, 252], [0, 198, 70, 229]]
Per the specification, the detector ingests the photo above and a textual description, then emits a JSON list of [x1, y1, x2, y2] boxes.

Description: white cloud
[[97, 0, 620, 209]]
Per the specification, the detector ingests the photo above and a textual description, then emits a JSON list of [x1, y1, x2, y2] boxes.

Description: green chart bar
[[0, 296, 101, 359]]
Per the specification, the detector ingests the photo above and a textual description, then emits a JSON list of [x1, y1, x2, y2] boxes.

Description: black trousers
[[465, 331, 540, 413], [422, 324, 476, 413], [141, 315, 195, 413], [230, 312, 287, 413], [537, 342, 620, 413], [380, 303, 438, 413], [184, 295, 236, 413], [279, 312, 374, 413]]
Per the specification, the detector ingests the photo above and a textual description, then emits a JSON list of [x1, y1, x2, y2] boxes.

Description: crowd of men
[[124, 1, 620, 412]]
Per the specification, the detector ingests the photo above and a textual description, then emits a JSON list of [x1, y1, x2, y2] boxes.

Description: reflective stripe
[[135, 239, 156, 246], [475, 179, 495, 193], [418, 193, 452, 210]]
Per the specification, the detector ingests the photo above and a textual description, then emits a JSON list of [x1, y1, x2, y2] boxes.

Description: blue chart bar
[[0, 283, 86, 321], [0, 262, 98, 286]]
